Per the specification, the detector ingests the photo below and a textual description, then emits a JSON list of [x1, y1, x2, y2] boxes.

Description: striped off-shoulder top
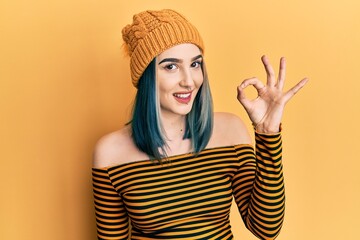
[[92, 132, 284, 240]]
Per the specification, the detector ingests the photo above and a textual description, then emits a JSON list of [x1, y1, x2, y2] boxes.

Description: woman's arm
[[233, 132, 284, 239], [232, 56, 306, 239], [92, 168, 130, 240]]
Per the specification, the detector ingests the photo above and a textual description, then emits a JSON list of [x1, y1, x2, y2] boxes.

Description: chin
[[174, 106, 193, 116], [162, 103, 194, 117]]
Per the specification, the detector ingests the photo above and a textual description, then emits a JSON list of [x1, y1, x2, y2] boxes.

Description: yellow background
[[1, 0, 359, 239]]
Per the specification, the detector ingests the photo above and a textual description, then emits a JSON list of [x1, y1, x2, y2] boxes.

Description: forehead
[[157, 43, 202, 60]]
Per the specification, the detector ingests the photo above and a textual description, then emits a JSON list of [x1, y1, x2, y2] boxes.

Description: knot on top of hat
[[132, 17, 148, 39], [148, 10, 173, 23], [148, 9, 187, 25], [122, 15, 149, 55]]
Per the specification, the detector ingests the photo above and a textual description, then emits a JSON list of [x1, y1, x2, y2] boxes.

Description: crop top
[[92, 132, 284, 239]]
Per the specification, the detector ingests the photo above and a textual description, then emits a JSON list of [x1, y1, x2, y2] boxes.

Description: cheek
[[157, 81, 176, 104], [194, 71, 204, 87], [158, 81, 175, 94], [157, 74, 172, 92]]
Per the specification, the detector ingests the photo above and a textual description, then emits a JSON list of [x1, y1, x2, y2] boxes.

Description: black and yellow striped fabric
[[92, 132, 284, 240]]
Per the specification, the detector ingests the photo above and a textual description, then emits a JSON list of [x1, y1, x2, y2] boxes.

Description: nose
[[179, 67, 195, 89]]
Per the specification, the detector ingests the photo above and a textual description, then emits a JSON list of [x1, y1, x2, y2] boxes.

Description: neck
[[161, 114, 186, 141]]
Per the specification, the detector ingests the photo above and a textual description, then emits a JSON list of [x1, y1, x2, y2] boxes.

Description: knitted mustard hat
[[122, 9, 204, 88]]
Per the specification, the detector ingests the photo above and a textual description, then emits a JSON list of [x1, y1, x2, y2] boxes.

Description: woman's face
[[156, 43, 204, 118]]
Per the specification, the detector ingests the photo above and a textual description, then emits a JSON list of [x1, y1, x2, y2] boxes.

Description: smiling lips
[[173, 92, 192, 104]]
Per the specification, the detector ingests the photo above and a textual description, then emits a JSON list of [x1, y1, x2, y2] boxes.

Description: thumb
[[237, 85, 251, 109]]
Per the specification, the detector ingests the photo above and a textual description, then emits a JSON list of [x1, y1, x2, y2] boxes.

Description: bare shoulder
[[92, 125, 148, 169], [208, 112, 252, 147]]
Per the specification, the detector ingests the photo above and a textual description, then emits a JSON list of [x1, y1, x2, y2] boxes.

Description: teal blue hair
[[131, 59, 213, 163]]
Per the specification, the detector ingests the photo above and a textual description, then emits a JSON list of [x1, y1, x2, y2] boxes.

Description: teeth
[[174, 93, 190, 99]]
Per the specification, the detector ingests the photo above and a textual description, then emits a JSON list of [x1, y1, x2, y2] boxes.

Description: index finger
[[277, 57, 286, 89], [261, 55, 276, 86]]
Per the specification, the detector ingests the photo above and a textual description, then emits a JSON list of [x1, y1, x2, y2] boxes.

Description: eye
[[191, 61, 202, 68], [164, 64, 178, 71]]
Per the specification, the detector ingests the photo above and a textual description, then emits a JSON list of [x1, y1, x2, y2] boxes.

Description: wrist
[[252, 122, 282, 134]]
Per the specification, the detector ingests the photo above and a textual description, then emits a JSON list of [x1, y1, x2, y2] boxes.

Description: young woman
[[92, 9, 308, 240]]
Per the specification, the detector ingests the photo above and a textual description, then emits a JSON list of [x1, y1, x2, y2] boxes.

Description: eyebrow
[[158, 54, 203, 65]]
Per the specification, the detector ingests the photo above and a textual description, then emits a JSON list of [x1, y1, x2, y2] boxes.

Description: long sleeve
[[92, 168, 130, 240], [232, 132, 285, 239]]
